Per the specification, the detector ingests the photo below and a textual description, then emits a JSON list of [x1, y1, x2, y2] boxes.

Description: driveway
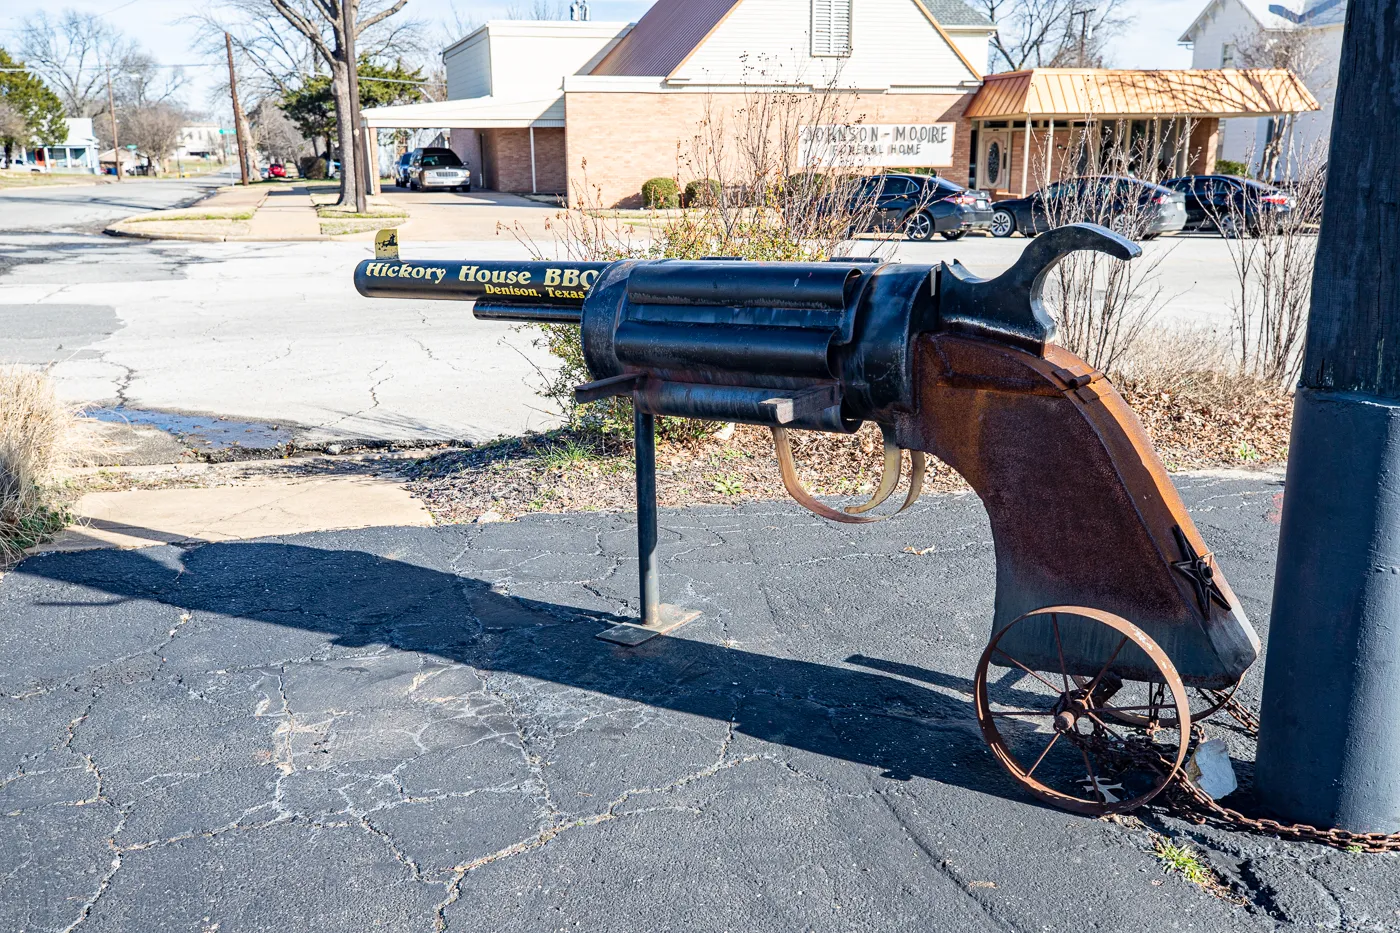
[[7, 475, 1399, 931]]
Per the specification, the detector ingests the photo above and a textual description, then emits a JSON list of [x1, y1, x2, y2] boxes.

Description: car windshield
[[420, 152, 462, 167]]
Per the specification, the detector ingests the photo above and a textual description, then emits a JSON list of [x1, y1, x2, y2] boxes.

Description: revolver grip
[[894, 333, 1259, 687]]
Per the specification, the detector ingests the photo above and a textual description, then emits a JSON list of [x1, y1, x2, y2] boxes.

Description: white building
[[176, 124, 227, 161], [1179, 0, 1343, 176]]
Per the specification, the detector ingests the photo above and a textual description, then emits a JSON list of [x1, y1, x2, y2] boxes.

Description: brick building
[[361, 0, 1317, 206]]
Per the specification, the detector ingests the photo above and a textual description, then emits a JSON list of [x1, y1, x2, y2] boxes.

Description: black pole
[[635, 409, 660, 625], [1255, 0, 1400, 831]]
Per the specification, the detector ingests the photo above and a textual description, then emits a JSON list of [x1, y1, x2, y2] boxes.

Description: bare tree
[[248, 96, 311, 161], [970, 0, 1130, 71], [1232, 28, 1326, 181], [192, 0, 416, 208], [19, 11, 138, 117]]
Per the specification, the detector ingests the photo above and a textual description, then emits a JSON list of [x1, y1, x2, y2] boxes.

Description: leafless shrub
[[511, 79, 891, 437], [0, 368, 79, 561], [1212, 147, 1325, 386], [1034, 125, 1189, 372]]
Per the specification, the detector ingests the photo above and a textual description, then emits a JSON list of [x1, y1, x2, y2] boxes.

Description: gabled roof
[[590, 0, 992, 78], [1180, 0, 1344, 42], [964, 68, 1320, 119], [916, 0, 993, 28], [591, 0, 741, 77]]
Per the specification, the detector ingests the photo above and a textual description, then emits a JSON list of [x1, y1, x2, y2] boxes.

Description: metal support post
[[635, 409, 661, 624], [1256, 0, 1400, 832], [595, 405, 700, 646]]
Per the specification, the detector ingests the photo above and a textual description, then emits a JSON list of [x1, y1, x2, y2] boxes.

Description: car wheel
[[1109, 214, 1136, 239], [1216, 214, 1244, 239], [904, 211, 935, 242], [940, 229, 967, 241], [990, 210, 1015, 238]]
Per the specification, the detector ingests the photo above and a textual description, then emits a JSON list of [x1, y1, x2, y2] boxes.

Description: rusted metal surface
[[974, 606, 1192, 816], [894, 334, 1259, 688]]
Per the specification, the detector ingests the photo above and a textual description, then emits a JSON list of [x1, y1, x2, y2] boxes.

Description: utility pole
[[225, 32, 250, 186], [1255, 0, 1400, 832], [340, 0, 368, 212], [105, 66, 121, 183], [1070, 7, 1096, 67]]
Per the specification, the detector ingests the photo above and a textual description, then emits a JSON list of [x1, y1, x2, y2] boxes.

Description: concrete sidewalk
[[41, 472, 434, 550], [5, 475, 1396, 932], [244, 184, 322, 239]]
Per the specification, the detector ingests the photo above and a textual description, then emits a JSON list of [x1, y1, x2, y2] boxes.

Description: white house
[[176, 123, 227, 161], [1179, 0, 1343, 176]]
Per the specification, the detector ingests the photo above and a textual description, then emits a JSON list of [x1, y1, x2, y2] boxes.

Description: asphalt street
[[0, 172, 232, 234], [5, 474, 1399, 932], [0, 235, 559, 445]]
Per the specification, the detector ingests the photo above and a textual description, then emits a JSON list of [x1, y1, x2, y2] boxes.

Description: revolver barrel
[[353, 258, 609, 323]]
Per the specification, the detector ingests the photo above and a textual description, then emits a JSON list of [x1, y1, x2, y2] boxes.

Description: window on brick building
[[812, 0, 853, 57]]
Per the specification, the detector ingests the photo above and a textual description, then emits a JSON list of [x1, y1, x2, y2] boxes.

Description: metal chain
[[1153, 697, 1400, 852]]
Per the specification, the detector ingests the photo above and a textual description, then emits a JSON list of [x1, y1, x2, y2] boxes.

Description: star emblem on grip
[[1171, 525, 1231, 617]]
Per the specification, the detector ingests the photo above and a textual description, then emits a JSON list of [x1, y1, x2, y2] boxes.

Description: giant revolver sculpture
[[355, 224, 1260, 815]]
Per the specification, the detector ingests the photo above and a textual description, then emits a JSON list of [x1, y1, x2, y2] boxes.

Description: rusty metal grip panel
[[894, 334, 1260, 688]]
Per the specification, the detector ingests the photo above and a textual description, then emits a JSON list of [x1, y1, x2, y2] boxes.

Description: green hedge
[[683, 178, 721, 207], [641, 177, 680, 208], [1214, 159, 1250, 178], [298, 156, 328, 180]]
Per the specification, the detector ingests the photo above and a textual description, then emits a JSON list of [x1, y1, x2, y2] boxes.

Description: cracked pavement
[[4, 474, 1399, 931], [0, 234, 561, 446]]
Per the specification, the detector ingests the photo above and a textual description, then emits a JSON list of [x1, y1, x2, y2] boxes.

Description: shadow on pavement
[[21, 539, 1046, 804]]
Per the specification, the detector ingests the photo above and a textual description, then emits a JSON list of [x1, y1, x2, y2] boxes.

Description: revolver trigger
[[844, 435, 902, 514], [772, 428, 928, 525]]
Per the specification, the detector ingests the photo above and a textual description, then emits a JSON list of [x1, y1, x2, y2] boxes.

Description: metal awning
[[964, 68, 1320, 120], [360, 95, 565, 129]]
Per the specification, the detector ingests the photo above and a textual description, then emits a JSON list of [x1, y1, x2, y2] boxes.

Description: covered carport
[[359, 96, 566, 196], [962, 68, 1321, 195]]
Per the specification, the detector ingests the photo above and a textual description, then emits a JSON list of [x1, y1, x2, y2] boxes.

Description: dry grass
[[0, 368, 82, 561]]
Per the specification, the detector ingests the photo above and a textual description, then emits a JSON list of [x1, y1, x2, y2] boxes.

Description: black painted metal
[[634, 409, 660, 625], [353, 259, 609, 305], [1257, 0, 1400, 833], [937, 223, 1139, 354]]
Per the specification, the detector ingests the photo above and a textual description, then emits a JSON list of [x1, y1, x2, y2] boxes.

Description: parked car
[[268, 163, 287, 178], [1161, 174, 1294, 236], [394, 151, 415, 187], [988, 176, 1187, 240], [405, 147, 471, 192], [849, 173, 993, 241]]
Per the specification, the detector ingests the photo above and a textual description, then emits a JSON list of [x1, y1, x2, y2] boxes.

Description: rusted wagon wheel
[[1069, 673, 1241, 730], [974, 606, 1191, 815]]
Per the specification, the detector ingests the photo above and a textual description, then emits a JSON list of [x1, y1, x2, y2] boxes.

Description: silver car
[[408, 147, 471, 192]]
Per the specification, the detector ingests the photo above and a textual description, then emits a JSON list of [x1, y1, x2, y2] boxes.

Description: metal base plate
[[595, 604, 701, 646]]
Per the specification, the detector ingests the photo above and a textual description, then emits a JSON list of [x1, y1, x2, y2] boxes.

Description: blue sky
[[0, 0, 1200, 117]]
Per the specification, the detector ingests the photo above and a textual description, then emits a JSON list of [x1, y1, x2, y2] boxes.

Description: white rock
[[1186, 738, 1238, 799], [475, 510, 505, 524]]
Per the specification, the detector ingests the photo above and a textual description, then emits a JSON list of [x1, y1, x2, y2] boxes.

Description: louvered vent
[[811, 0, 853, 56]]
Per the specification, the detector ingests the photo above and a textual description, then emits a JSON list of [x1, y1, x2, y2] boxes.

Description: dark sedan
[[989, 176, 1187, 240], [394, 151, 414, 187], [1161, 174, 1294, 236], [852, 173, 994, 241]]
